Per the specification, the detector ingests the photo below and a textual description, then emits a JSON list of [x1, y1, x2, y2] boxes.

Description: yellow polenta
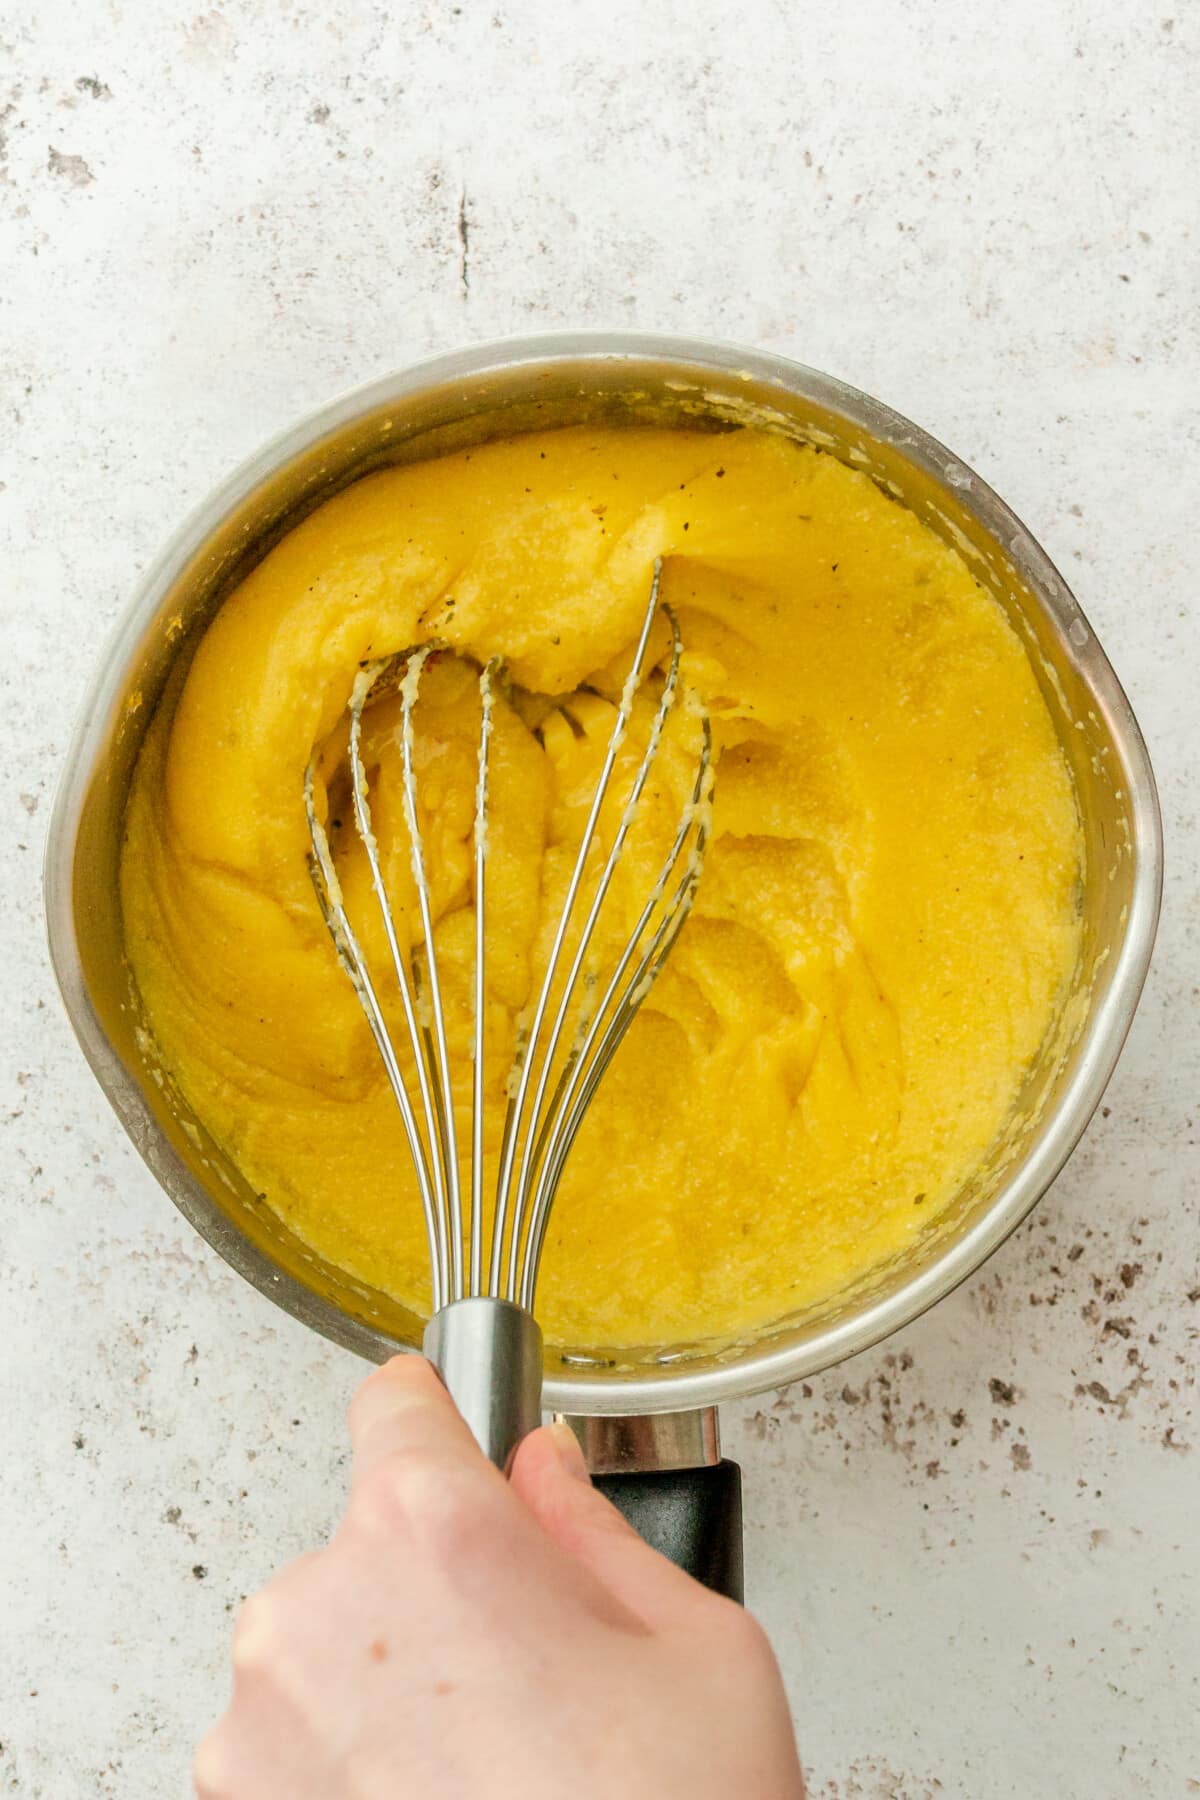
[[121, 426, 1082, 1346]]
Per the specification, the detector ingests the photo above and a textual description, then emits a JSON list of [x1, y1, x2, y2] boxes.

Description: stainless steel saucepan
[[44, 334, 1162, 1597]]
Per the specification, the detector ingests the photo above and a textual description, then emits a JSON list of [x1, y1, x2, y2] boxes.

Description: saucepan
[[44, 333, 1162, 1599]]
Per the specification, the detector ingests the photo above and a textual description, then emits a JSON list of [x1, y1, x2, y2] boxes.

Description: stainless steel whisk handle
[[423, 1297, 544, 1471]]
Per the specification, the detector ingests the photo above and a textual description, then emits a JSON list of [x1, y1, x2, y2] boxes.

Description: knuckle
[[351, 1454, 488, 1552], [428, 1465, 493, 1548], [711, 1596, 776, 1664], [230, 1552, 322, 1676], [353, 1454, 433, 1533], [192, 1728, 231, 1798], [229, 1592, 319, 1719], [230, 1590, 284, 1675]]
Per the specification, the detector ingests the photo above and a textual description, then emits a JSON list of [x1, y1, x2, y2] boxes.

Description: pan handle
[[592, 1462, 743, 1601], [559, 1410, 744, 1603]]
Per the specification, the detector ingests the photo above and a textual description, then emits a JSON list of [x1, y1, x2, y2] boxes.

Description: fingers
[[510, 1424, 710, 1633], [347, 1354, 484, 1489], [349, 1361, 705, 1638], [345, 1353, 532, 1589]]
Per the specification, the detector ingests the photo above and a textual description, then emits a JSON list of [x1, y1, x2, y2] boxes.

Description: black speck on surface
[[192, 1565, 207, 1581], [989, 1377, 1017, 1406], [456, 186, 470, 298]]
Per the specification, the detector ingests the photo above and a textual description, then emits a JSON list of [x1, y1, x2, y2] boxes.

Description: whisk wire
[[396, 648, 465, 1301], [494, 560, 664, 1298], [503, 601, 687, 1293], [346, 665, 456, 1307], [470, 661, 497, 1298], [518, 714, 713, 1305], [307, 556, 712, 1330], [303, 740, 449, 1310]]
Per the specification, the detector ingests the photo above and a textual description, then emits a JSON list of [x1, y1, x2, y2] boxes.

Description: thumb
[[509, 1422, 710, 1631]]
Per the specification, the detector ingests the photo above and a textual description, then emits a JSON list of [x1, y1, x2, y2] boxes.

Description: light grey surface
[[0, 2, 1196, 1796]]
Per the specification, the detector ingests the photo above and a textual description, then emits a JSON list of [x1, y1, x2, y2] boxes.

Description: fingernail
[[546, 1421, 591, 1483]]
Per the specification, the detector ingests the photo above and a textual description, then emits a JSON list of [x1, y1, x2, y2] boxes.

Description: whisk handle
[[423, 1297, 544, 1472], [594, 1462, 744, 1602]]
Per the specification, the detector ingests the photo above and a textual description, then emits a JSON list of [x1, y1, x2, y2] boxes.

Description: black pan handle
[[594, 1459, 744, 1602]]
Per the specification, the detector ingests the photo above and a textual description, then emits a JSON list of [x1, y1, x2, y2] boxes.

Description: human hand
[[194, 1355, 805, 1798]]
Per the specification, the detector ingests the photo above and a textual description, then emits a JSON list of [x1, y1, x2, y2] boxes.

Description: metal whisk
[[304, 560, 712, 1467]]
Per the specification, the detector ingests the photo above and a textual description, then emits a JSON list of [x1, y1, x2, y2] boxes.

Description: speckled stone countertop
[[1, 3, 1196, 1795]]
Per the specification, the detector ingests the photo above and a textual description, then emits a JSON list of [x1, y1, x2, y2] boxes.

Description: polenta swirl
[[121, 426, 1082, 1346]]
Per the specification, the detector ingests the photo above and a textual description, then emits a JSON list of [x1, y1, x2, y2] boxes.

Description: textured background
[[1, 3, 1197, 1795]]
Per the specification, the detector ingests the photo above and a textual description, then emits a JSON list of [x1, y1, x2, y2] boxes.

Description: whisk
[[304, 560, 713, 1468]]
